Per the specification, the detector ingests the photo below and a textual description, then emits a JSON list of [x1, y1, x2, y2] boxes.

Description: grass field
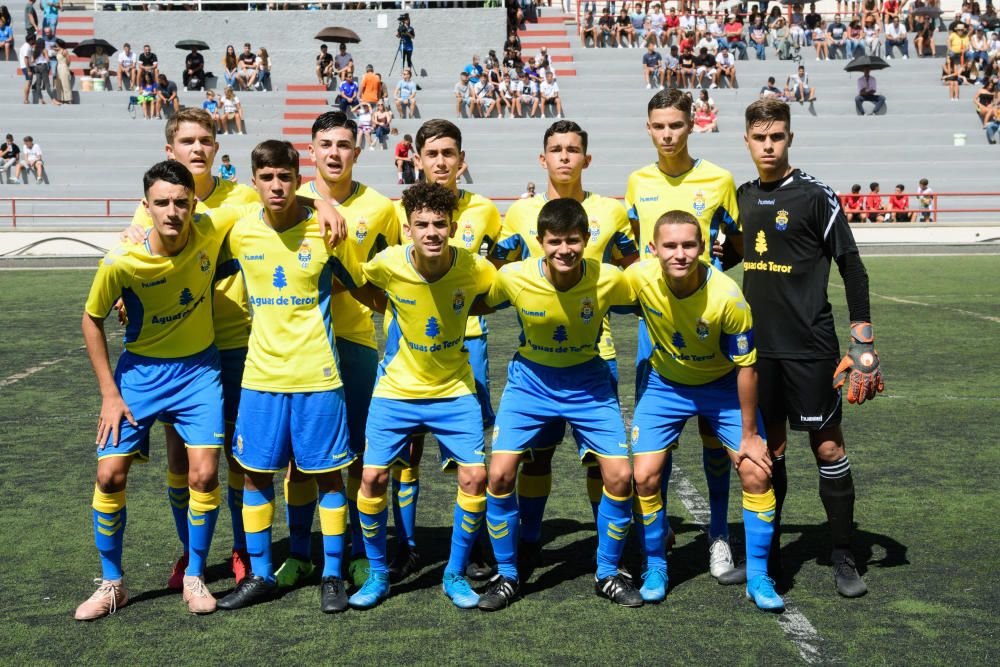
[[1, 255, 998, 666]]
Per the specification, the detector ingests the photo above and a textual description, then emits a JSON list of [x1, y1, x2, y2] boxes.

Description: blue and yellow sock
[[318, 489, 348, 578], [586, 475, 603, 522], [486, 489, 519, 582], [391, 466, 419, 549], [284, 478, 318, 559], [357, 491, 389, 574], [634, 493, 666, 572], [227, 470, 246, 552], [92, 486, 126, 581], [596, 488, 632, 579], [167, 471, 189, 552], [743, 488, 777, 580], [517, 472, 551, 545], [346, 475, 364, 558], [446, 488, 486, 575], [243, 486, 276, 582], [186, 486, 221, 577], [702, 436, 731, 541]]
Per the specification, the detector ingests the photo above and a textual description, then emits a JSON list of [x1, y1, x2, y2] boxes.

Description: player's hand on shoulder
[[312, 198, 347, 248], [833, 321, 885, 405], [120, 224, 146, 244]]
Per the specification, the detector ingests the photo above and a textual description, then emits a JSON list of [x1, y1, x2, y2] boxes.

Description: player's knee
[[488, 465, 517, 495], [314, 470, 345, 493], [600, 463, 633, 497], [457, 465, 487, 495], [632, 465, 661, 497], [361, 467, 390, 496], [95, 468, 127, 494], [737, 461, 770, 494], [187, 457, 219, 491]]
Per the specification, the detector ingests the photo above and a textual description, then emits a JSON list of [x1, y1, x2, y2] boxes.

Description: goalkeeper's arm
[[833, 252, 884, 404]]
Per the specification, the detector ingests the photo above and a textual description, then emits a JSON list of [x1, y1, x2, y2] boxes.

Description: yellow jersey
[[363, 244, 496, 401], [220, 205, 364, 393], [86, 207, 243, 358], [624, 259, 756, 385], [131, 177, 260, 350], [486, 258, 634, 368], [297, 180, 399, 349], [625, 159, 740, 267]]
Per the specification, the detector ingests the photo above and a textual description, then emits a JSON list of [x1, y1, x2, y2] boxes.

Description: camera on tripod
[[397, 13, 410, 40]]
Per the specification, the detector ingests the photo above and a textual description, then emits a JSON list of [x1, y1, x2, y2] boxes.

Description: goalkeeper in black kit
[[732, 98, 884, 598]]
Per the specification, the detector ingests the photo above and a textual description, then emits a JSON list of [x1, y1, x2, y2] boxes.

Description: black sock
[[769, 455, 787, 571], [818, 456, 855, 554]]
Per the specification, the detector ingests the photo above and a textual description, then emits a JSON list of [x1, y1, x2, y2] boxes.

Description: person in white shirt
[[709, 16, 726, 50], [696, 34, 718, 57], [539, 70, 563, 118], [785, 65, 816, 103], [649, 4, 668, 47], [515, 72, 539, 118], [885, 16, 909, 59], [117, 42, 138, 90], [715, 47, 737, 88], [14, 136, 44, 183], [19, 35, 35, 104]]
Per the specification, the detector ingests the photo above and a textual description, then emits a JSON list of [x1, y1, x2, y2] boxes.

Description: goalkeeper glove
[[833, 322, 885, 405]]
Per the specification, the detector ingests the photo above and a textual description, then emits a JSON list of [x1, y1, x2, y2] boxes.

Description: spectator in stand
[[942, 57, 964, 99], [117, 43, 137, 91], [813, 20, 829, 60], [598, 8, 615, 48], [0, 14, 13, 62], [336, 71, 358, 115], [983, 95, 1000, 144], [137, 73, 156, 119], [786, 65, 816, 104], [665, 6, 683, 46], [370, 100, 392, 150], [844, 184, 864, 221], [805, 3, 822, 45], [856, 66, 886, 114], [845, 20, 865, 58], [678, 45, 696, 87], [679, 8, 696, 41], [648, 4, 667, 47], [497, 72, 515, 118], [580, 10, 598, 47], [692, 91, 718, 133], [970, 26, 991, 68], [464, 54, 483, 84], [335, 42, 354, 83], [454, 70, 477, 117], [237, 43, 256, 90], [759, 75, 787, 100], [30, 37, 58, 105], [615, 7, 635, 48], [889, 184, 912, 221], [630, 3, 647, 47], [316, 43, 334, 88], [790, 7, 810, 49], [883, 0, 902, 23], [708, 14, 726, 51], [521, 181, 536, 198], [154, 73, 179, 118], [540, 70, 564, 118], [221, 85, 244, 134], [39, 0, 59, 35], [766, 5, 783, 28], [14, 135, 43, 184], [724, 14, 747, 60], [917, 178, 935, 221], [914, 10, 936, 57], [828, 14, 848, 59], [695, 29, 719, 60], [255, 47, 271, 91], [219, 154, 237, 183], [862, 13, 883, 56], [202, 89, 223, 133], [865, 182, 887, 222], [54, 38, 72, 103], [359, 63, 380, 105], [1, 134, 18, 183], [394, 67, 417, 118], [138, 44, 158, 84], [474, 76, 499, 118], [948, 23, 970, 67], [974, 76, 997, 120], [715, 46, 737, 88], [694, 46, 718, 88], [749, 17, 768, 60], [41, 26, 56, 85], [222, 45, 241, 90], [643, 42, 665, 89], [353, 101, 375, 151], [502, 46, 521, 75], [694, 87, 717, 114], [24, 0, 39, 40], [772, 17, 795, 60], [19, 34, 34, 103], [395, 133, 415, 184], [885, 16, 909, 59], [504, 29, 521, 57], [516, 70, 540, 118], [183, 46, 205, 91]]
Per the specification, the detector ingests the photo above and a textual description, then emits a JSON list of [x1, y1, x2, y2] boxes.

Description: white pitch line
[[828, 283, 1000, 324], [0, 346, 84, 388], [672, 465, 826, 665]]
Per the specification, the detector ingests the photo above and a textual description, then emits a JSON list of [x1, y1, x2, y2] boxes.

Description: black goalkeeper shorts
[[757, 357, 842, 432]]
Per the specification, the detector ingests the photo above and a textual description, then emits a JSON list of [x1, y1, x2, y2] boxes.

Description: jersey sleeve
[[361, 248, 392, 289], [329, 237, 365, 290], [815, 185, 859, 260], [490, 204, 525, 262], [131, 202, 152, 230], [610, 202, 639, 258], [84, 252, 128, 319], [625, 174, 639, 222], [379, 201, 402, 251], [605, 265, 639, 314], [216, 229, 240, 280], [718, 173, 741, 234], [719, 285, 756, 366], [480, 201, 502, 254], [485, 263, 515, 310]]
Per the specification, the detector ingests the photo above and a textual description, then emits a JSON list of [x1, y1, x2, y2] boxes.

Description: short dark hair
[[919, 178, 929, 186], [869, 182, 879, 191], [143, 160, 194, 195], [744, 97, 791, 132], [251, 140, 299, 175], [415, 119, 463, 153], [311, 111, 357, 140], [542, 120, 588, 153], [222, 154, 231, 161], [23, 135, 33, 142], [401, 182, 457, 222], [895, 184, 905, 191], [851, 184, 862, 193], [653, 209, 702, 243], [647, 88, 692, 118], [403, 133, 413, 142], [537, 198, 589, 240]]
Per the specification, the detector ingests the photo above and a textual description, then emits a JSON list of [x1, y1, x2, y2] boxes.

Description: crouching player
[[347, 182, 496, 610], [479, 198, 641, 611], [214, 141, 364, 613], [78, 160, 240, 619], [624, 210, 783, 611]]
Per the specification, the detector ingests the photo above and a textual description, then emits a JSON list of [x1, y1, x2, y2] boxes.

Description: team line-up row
[[73, 92, 884, 622]]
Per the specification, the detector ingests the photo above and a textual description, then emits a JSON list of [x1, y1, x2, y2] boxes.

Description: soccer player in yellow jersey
[[624, 210, 783, 611], [346, 183, 496, 610], [478, 198, 642, 611], [214, 141, 364, 614], [290, 111, 399, 589], [624, 89, 743, 579], [78, 161, 245, 620], [489, 120, 639, 576], [388, 119, 502, 583]]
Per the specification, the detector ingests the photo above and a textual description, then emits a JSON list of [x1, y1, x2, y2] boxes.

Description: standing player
[[625, 210, 784, 611], [294, 111, 399, 589], [77, 161, 241, 619], [478, 198, 642, 611], [489, 120, 639, 577], [388, 119, 502, 583], [215, 141, 363, 613], [625, 89, 743, 581], [347, 182, 496, 610], [736, 99, 882, 597]]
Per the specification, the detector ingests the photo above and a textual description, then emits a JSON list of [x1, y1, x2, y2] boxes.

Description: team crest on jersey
[[692, 190, 707, 215], [588, 219, 601, 239], [452, 288, 466, 314], [580, 297, 595, 324], [696, 317, 710, 340], [355, 219, 369, 244], [297, 240, 313, 268], [492, 425, 500, 441], [198, 250, 211, 273], [755, 230, 768, 255], [461, 222, 476, 248], [235, 435, 244, 455], [736, 334, 750, 355], [631, 424, 640, 444], [775, 209, 789, 231]]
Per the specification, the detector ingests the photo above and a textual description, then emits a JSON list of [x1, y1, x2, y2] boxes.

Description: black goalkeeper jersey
[[737, 169, 859, 360]]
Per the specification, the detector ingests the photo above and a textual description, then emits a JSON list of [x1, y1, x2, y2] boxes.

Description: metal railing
[[92, 1, 499, 10]]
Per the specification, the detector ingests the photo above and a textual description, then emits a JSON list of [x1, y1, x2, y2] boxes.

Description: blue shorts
[[98, 346, 224, 460], [234, 388, 355, 474], [219, 347, 247, 425], [465, 335, 496, 428], [364, 395, 485, 471], [336, 338, 378, 455], [493, 355, 629, 465], [631, 368, 767, 456], [635, 318, 654, 401]]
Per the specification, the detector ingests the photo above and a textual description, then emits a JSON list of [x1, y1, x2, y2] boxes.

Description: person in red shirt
[[865, 182, 886, 222], [394, 133, 414, 184], [723, 14, 747, 60], [889, 183, 911, 221], [665, 7, 682, 45], [844, 183, 864, 222]]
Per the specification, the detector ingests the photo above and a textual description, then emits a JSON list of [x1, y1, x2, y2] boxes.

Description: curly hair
[[400, 182, 457, 222]]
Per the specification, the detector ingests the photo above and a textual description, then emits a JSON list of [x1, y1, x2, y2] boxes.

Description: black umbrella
[[72, 39, 117, 58], [911, 7, 944, 19], [176, 39, 210, 51], [844, 54, 890, 72], [315, 27, 361, 44]]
